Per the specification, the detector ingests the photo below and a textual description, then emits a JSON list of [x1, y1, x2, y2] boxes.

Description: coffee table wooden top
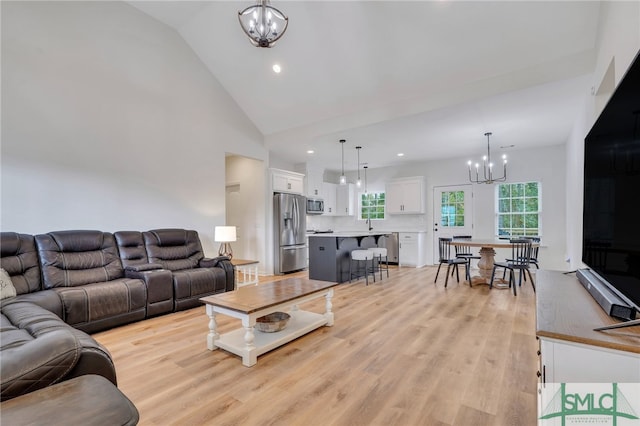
[[200, 278, 338, 314]]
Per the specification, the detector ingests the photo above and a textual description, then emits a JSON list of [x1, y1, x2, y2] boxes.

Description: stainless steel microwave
[[306, 198, 324, 215]]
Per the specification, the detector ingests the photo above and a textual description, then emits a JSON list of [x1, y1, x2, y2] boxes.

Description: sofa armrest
[[198, 256, 228, 268], [199, 257, 235, 292], [123, 269, 173, 316], [124, 263, 163, 273]]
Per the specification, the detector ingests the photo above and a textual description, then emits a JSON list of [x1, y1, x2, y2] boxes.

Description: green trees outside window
[[497, 182, 541, 237], [361, 192, 385, 220]]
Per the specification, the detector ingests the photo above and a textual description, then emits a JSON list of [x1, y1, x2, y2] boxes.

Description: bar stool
[[368, 247, 389, 280], [350, 249, 375, 285]]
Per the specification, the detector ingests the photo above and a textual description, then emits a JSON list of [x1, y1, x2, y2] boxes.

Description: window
[[440, 190, 466, 227], [360, 192, 385, 220], [496, 182, 541, 237]]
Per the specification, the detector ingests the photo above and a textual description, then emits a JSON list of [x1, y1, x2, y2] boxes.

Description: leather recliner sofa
[[0, 228, 234, 401], [140, 229, 235, 311], [0, 232, 117, 401]]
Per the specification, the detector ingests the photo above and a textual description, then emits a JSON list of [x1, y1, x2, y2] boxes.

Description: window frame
[[359, 191, 386, 221], [495, 181, 542, 237]]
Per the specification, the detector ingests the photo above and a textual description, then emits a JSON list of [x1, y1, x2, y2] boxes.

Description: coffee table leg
[[241, 317, 257, 367], [206, 305, 219, 351], [325, 289, 334, 326]]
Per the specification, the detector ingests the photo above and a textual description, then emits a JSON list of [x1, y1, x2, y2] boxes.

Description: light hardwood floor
[[93, 265, 539, 426]]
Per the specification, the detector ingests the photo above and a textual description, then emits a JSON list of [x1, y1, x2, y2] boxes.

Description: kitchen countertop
[[307, 232, 391, 238]]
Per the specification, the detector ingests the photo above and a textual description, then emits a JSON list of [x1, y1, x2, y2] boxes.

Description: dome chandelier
[[238, 0, 288, 48]]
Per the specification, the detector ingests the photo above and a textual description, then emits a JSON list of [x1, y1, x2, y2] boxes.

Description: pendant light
[[363, 164, 368, 194], [339, 139, 347, 185], [467, 132, 507, 184], [355, 146, 362, 188], [238, 0, 288, 48]]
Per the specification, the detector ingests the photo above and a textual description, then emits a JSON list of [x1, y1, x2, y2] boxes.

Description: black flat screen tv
[[582, 49, 640, 316]]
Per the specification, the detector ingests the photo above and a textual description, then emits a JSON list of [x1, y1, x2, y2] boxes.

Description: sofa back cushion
[[113, 231, 148, 268], [0, 232, 41, 295], [142, 229, 204, 271], [35, 231, 123, 289]]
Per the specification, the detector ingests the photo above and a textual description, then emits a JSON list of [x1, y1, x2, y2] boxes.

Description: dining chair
[[502, 236, 540, 281], [490, 239, 534, 296], [452, 235, 480, 283], [435, 237, 469, 288], [527, 237, 540, 269]]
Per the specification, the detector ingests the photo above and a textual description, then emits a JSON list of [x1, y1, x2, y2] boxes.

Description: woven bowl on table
[[255, 312, 290, 333]]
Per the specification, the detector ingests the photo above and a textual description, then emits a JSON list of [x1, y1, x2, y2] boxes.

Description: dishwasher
[[379, 232, 399, 264]]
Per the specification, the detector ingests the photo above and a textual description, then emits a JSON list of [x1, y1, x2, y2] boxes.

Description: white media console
[[536, 270, 640, 385]]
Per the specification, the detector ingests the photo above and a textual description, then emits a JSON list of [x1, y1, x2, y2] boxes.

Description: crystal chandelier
[[467, 132, 507, 184], [238, 0, 288, 48]]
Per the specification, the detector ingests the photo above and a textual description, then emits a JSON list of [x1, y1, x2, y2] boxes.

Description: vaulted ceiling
[[129, 1, 601, 172]]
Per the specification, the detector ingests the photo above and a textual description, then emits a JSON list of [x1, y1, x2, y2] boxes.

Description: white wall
[[1, 1, 267, 256], [565, 1, 640, 271], [307, 143, 568, 270], [225, 155, 267, 272]]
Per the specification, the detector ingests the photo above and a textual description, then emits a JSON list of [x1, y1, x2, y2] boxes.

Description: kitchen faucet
[[366, 214, 373, 231]]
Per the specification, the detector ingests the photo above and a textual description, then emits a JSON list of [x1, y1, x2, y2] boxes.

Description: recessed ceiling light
[[307, 150, 314, 154], [272, 64, 281, 73], [397, 153, 405, 157]]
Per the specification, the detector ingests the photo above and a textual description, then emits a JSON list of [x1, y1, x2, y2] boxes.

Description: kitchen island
[[308, 232, 390, 283]]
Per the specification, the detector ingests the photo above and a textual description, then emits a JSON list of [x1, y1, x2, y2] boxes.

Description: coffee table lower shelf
[[213, 310, 328, 364]]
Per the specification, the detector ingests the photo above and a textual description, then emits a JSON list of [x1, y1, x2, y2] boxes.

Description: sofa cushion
[[54, 278, 146, 328], [1, 268, 17, 300], [0, 232, 41, 295], [172, 268, 227, 301], [143, 229, 204, 271], [1, 302, 80, 400], [35, 231, 124, 289], [114, 231, 149, 268]]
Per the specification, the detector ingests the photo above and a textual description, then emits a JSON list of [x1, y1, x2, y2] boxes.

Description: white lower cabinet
[[539, 338, 640, 384], [398, 232, 427, 267]]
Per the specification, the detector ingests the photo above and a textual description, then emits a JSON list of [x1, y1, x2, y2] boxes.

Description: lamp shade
[[215, 226, 237, 242]]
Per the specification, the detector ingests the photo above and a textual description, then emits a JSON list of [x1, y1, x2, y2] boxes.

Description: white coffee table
[[200, 278, 338, 367]]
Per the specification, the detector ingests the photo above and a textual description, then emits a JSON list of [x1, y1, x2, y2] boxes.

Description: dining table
[[450, 238, 540, 288]]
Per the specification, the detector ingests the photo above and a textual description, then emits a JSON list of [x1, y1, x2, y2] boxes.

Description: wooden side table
[[230, 259, 259, 287]]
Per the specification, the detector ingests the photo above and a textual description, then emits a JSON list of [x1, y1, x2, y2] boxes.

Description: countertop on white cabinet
[[307, 232, 391, 238]]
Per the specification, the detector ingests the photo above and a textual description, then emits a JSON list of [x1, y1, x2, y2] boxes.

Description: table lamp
[[214, 226, 236, 259]]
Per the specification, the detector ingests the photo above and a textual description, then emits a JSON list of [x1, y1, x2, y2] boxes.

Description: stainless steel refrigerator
[[274, 193, 307, 274]]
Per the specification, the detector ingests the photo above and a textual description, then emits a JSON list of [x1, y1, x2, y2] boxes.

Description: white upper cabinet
[[322, 182, 337, 215], [336, 183, 355, 216], [386, 177, 425, 214], [305, 165, 324, 198], [271, 168, 304, 194]]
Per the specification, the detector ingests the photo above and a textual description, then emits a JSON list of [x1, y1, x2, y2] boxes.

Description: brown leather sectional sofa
[[0, 228, 235, 402]]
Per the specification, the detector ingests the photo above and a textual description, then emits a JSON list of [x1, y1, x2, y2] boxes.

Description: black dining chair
[[452, 235, 480, 283], [527, 237, 540, 269], [502, 236, 540, 281], [435, 237, 469, 288], [490, 239, 534, 296]]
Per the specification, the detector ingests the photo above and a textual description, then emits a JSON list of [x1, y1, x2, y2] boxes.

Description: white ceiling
[[129, 1, 601, 172]]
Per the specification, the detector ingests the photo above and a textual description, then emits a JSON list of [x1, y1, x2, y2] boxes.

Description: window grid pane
[[440, 190, 465, 228], [496, 182, 541, 237], [361, 192, 386, 220]]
